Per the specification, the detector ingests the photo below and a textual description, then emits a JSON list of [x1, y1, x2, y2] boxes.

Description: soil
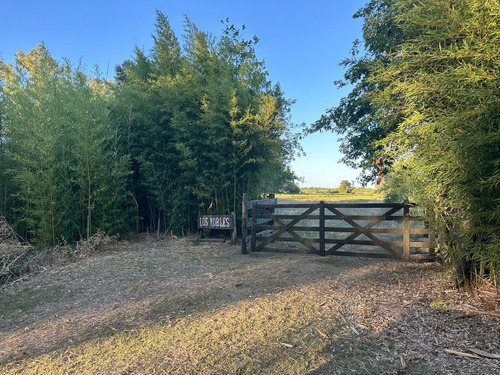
[[1, 236, 499, 374]]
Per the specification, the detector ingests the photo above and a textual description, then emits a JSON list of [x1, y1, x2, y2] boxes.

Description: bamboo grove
[[0, 11, 300, 246], [312, 0, 500, 283]]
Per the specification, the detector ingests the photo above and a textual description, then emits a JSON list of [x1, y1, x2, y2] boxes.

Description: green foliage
[[308, 0, 404, 185], [339, 180, 352, 193], [0, 96, 13, 218], [113, 12, 298, 234], [316, 0, 500, 283], [0, 45, 131, 245], [280, 181, 301, 194], [0, 11, 299, 245]]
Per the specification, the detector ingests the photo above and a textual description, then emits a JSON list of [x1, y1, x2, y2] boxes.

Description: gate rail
[[247, 200, 435, 260]]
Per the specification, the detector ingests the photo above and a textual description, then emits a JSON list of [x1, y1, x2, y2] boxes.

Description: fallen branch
[[317, 329, 328, 339], [466, 348, 500, 359], [445, 348, 500, 360], [444, 349, 481, 359]]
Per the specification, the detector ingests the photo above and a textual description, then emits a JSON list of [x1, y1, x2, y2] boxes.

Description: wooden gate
[[246, 200, 435, 260]]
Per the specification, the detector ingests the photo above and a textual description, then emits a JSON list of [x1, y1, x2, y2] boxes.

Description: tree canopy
[[0, 11, 299, 245], [313, 0, 500, 282], [0, 45, 130, 245]]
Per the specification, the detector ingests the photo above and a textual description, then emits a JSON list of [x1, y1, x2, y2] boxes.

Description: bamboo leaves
[[316, 0, 500, 282], [113, 11, 298, 233], [0, 45, 130, 245], [0, 11, 298, 244]]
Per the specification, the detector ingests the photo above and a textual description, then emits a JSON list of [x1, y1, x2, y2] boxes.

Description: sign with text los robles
[[198, 215, 234, 230]]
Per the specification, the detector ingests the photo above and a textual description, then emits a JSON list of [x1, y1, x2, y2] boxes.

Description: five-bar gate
[[245, 200, 435, 260]]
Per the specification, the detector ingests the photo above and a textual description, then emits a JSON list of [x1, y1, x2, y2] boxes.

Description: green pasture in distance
[[275, 187, 384, 202]]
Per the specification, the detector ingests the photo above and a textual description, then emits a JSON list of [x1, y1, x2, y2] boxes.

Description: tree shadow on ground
[[0, 238, 381, 365], [1, 238, 498, 374]]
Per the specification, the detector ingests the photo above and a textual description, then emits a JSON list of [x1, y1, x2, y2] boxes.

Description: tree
[[69, 74, 131, 239], [314, 0, 500, 283], [339, 180, 352, 193], [372, 0, 500, 282], [1, 11, 300, 245], [113, 11, 299, 234], [0, 84, 12, 217], [0, 45, 131, 245], [280, 180, 301, 194], [309, 0, 404, 185]]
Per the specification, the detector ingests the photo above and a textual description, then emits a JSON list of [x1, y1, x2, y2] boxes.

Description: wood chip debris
[[455, 310, 500, 319], [317, 329, 328, 339], [350, 325, 359, 336]]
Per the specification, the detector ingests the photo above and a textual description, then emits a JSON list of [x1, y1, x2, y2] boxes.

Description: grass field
[[275, 186, 384, 202]]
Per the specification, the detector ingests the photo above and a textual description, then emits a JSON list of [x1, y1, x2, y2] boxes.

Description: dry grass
[[1, 230, 117, 285], [276, 187, 384, 203], [1, 236, 499, 374]]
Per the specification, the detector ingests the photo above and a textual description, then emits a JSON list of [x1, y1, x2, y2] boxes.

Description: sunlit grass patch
[[429, 299, 455, 312], [276, 187, 384, 202], [2, 284, 344, 374]]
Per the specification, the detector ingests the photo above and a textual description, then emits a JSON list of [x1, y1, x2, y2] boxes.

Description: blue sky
[[0, 0, 367, 188]]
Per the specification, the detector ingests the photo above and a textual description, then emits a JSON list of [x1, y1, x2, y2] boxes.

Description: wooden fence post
[[403, 200, 410, 260], [319, 201, 325, 256], [250, 202, 257, 252], [231, 212, 237, 243], [427, 208, 436, 258], [241, 193, 248, 254], [268, 193, 275, 227]]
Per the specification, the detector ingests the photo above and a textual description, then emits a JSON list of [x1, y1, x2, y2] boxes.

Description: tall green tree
[[0, 84, 11, 217], [372, 0, 500, 280], [114, 11, 299, 234], [114, 20, 183, 233], [314, 0, 500, 282], [309, 0, 404, 184], [0, 46, 73, 244], [0, 45, 130, 245]]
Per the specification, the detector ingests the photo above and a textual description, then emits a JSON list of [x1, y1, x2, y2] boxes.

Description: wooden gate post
[[231, 212, 237, 243], [241, 193, 248, 254], [250, 202, 257, 252], [319, 201, 326, 256], [403, 200, 410, 260]]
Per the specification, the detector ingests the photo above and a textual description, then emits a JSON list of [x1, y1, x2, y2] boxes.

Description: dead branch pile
[[74, 230, 119, 258], [0, 215, 19, 244], [1, 216, 33, 283], [0, 215, 29, 255], [1, 225, 120, 285]]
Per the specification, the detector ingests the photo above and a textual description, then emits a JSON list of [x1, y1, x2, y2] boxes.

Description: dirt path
[[1, 237, 499, 374]]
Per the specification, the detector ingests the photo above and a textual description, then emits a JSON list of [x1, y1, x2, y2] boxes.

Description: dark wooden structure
[[246, 200, 435, 260], [198, 213, 237, 243], [241, 193, 277, 254]]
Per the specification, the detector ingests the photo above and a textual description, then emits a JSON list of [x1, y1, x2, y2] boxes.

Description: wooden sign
[[198, 215, 234, 230]]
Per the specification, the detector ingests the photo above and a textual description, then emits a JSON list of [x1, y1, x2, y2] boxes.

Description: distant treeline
[[0, 11, 300, 246]]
